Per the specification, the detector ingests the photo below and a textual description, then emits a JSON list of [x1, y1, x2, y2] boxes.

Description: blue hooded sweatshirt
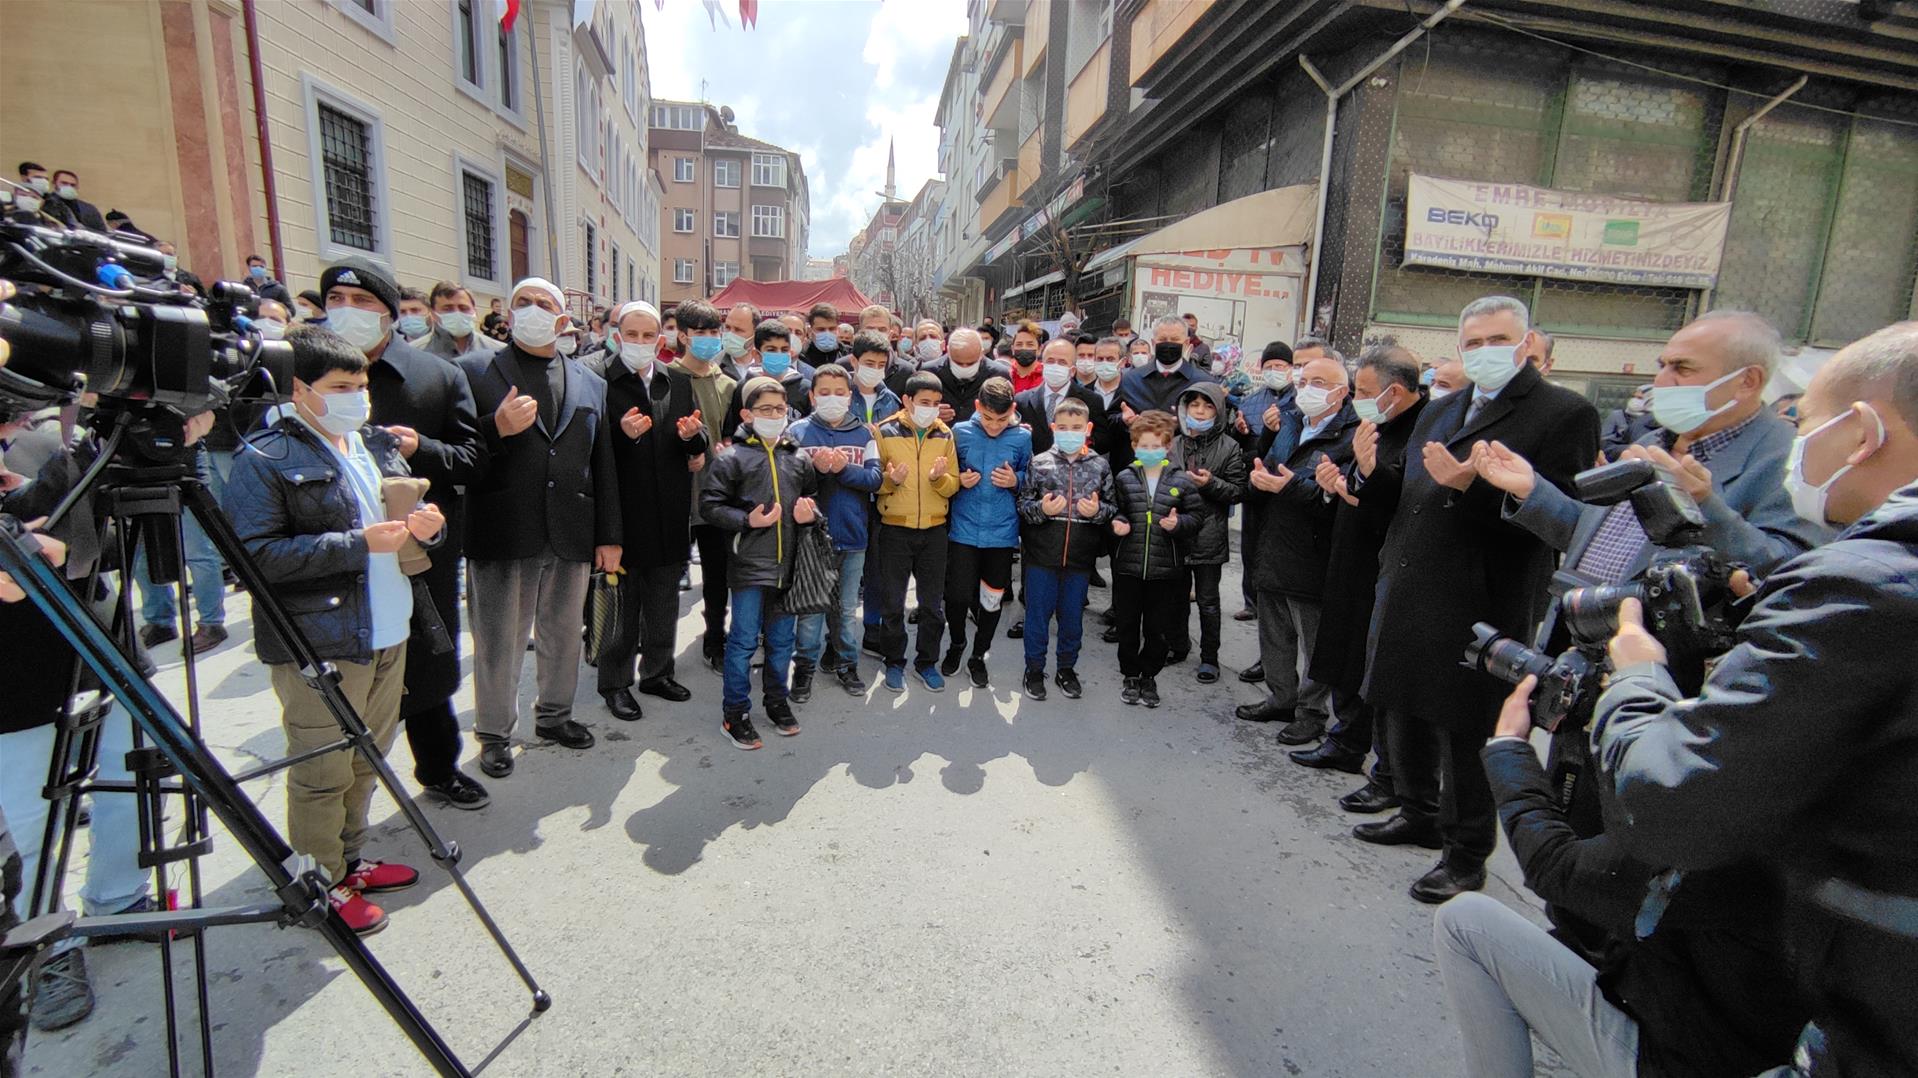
[[948, 416, 1032, 549], [787, 408, 883, 551]]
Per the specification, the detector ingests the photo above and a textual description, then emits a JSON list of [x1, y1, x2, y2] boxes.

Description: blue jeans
[[796, 548, 865, 670], [0, 711, 150, 925], [1022, 566, 1090, 672], [134, 447, 226, 628], [724, 585, 796, 714]]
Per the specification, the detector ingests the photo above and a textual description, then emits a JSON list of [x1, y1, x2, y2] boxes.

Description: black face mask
[[1153, 342, 1185, 367], [1013, 349, 1038, 367]]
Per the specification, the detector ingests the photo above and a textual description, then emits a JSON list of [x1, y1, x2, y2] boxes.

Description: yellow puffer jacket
[[875, 411, 962, 529]]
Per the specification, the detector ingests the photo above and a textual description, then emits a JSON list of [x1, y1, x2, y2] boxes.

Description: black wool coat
[[1361, 363, 1600, 732], [1247, 403, 1360, 599], [600, 359, 708, 569]]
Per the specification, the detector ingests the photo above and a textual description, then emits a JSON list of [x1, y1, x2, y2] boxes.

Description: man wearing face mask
[[928, 326, 1011, 425], [593, 300, 709, 720], [1120, 316, 1220, 415], [1600, 383, 1657, 462], [318, 257, 491, 808], [1587, 320, 1918, 1078], [1014, 337, 1104, 456], [670, 300, 739, 667], [1006, 320, 1046, 394], [244, 253, 293, 307], [396, 287, 434, 345], [41, 169, 106, 232], [458, 277, 623, 778], [892, 317, 947, 398], [1232, 342, 1303, 631], [800, 303, 844, 371], [1355, 295, 1598, 903], [420, 281, 504, 360], [1426, 358, 1467, 401], [721, 302, 763, 381]]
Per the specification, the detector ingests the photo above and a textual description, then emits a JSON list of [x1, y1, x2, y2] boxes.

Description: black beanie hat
[[319, 256, 399, 317], [1260, 340, 1295, 365]]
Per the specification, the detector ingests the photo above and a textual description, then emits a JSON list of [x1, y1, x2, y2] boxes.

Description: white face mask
[[948, 361, 979, 380], [55, 184, 78, 201], [813, 394, 851, 423], [254, 319, 286, 340], [308, 388, 369, 436], [1783, 406, 1883, 525], [327, 306, 387, 352], [1094, 361, 1121, 382], [1352, 388, 1393, 424], [1296, 384, 1338, 418], [620, 341, 656, 374], [752, 415, 788, 441], [1075, 358, 1096, 378], [556, 335, 578, 356], [1262, 369, 1291, 391], [27, 177, 50, 195], [1428, 385, 1456, 402], [1129, 352, 1152, 369], [14, 193, 43, 215], [911, 404, 940, 428], [855, 365, 886, 390], [1209, 359, 1226, 376], [438, 311, 475, 338], [915, 339, 943, 363], [512, 305, 562, 349], [1462, 343, 1523, 392], [1042, 364, 1072, 390], [1650, 366, 1752, 435]]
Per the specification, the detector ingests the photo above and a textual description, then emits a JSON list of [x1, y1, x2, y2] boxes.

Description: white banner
[[1403, 174, 1732, 289], [1131, 247, 1305, 370]]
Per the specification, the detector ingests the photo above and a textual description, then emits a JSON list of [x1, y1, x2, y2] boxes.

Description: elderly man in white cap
[[457, 277, 623, 778], [590, 300, 710, 720]]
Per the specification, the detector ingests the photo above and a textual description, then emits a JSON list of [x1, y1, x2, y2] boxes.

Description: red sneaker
[[329, 886, 387, 935], [342, 859, 419, 894]]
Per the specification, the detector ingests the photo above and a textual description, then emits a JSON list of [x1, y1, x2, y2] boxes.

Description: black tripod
[[4, 416, 548, 1077]]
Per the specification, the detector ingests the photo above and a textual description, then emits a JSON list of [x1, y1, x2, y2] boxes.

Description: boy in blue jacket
[[940, 376, 1031, 687], [787, 363, 883, 699]]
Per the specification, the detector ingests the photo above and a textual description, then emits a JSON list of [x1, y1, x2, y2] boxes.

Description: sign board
[[1130, 246, 1305, 370], [1403, 174, 1732, 289]]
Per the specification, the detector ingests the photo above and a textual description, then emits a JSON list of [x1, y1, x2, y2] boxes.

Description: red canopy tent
[[706, 277, 876, 320]]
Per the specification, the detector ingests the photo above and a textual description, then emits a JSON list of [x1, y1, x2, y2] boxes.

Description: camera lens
[[1562, 583, 1647, 648], [1465, 622, 1555, 686]]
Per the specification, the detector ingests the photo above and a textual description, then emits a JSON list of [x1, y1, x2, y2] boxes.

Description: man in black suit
[[591, 300, 709, 720], [460, 278, 623, 779], [926, 327, 1012, 426], [321, 257, 491, 809], [1014, 338, 1104, 455], [45, 169, 107, 232], [1354, 296, 1599, 903]]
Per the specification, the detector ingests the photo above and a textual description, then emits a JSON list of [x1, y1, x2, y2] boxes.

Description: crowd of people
[[5, 204, 1917, 1076]]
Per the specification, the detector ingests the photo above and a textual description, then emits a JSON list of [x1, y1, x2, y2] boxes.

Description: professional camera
[[0, 211, 291, 462], [1464, 458, 1748, 731]]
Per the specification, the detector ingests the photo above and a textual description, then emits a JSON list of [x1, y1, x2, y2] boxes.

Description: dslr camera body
[[1465, 458, 1746, 732]]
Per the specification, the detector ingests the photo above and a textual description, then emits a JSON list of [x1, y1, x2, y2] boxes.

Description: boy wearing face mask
[[223, 326, 449, 934], [1007, 320, 1046, 394], [787, 364, 884, 700], [670, 300, 739, 669], [871, 372, 964, 693], [1166, 383, 1247, 682], [594, 300, 710, 721], [458, 277, 624, 779], [702, 378, 823, 749], [1017, 397, 1116, 700], [800, 303, 844, 370], [848, 333, 905, 427], [1109, 411, 1203, 708], [941, 377, 1032, 687], [726, 320, 813, 420]]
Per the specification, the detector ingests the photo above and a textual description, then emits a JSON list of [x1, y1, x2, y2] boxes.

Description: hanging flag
[[701, 0, 732, 29], [499, 0, 521, 32], [739, 0, 758, 28]]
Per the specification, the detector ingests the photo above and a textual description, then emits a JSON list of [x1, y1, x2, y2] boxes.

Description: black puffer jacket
[[1018, 447, 1116, 572], [1111, 463, 1202, 580], [1168, 382, 1247, 565], [699, 424, 820, 590]]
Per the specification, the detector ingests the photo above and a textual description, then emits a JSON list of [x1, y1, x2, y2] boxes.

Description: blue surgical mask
[[1184, 414, 1215, 435], [814, 332, 839, 352], [1420, 367, 1437, 386], [249, 265, 267, 280], [760, 351, 792, 377], [721, 331, 749, 358], [396, 314, 430, 339], [1462, 344, 1522, 392], [1053, 430, 1087, 455], [687, 336, 724, 363], [1135, 447, 1168, 468]]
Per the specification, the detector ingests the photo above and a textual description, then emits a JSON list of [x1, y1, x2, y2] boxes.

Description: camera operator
[[1592, 321, 1918, 1076]]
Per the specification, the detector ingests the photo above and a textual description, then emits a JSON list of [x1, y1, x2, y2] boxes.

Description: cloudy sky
[[642, 0, 967, 261]]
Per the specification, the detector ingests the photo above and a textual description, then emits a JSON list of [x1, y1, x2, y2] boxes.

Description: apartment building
[[649, 99, 811, 306]]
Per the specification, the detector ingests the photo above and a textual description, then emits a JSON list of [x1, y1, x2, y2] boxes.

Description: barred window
[[460, 171, 496, 280], [318, 103, 377, 252], [582, 220, 597, 296]]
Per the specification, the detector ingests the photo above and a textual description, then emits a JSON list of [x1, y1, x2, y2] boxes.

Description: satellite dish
[[720, 105, 736, 123]]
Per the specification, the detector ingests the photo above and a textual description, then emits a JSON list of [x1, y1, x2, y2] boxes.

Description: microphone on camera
[[96, 263, 135, 290]]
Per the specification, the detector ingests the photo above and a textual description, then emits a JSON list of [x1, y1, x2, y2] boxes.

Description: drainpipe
[[241, 0, 286, 281], [1701, 75, 1806, 309], [1302, 0, 1469, 333]]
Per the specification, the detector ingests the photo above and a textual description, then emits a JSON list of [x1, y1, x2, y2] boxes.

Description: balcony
[[981, 39, 1023, 131], [1023, 0, 1048, 77], [977, 166, 1022, 235], [1066, 41, 1110, 150], [1016, 127, 1043, 200], [1130, 0, 1214, 86], [987, 0, 1025, 23]]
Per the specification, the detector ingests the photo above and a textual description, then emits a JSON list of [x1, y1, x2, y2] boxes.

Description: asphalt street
[[24, 562, 1541, 1077]]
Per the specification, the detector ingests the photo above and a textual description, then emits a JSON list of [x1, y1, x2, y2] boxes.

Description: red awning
[[706, 277, 876, 319]]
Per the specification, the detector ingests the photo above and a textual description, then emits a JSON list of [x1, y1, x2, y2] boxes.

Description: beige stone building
[[0, 0, 658, 310], [648, 99, 810, 307]]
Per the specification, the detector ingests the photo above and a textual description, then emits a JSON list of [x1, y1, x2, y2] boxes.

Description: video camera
[[0, 211, 291, 464], [1463, 457, 1747, 732]]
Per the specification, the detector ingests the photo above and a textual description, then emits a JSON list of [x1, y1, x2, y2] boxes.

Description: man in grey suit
[[1476, 309, 1830, 584]]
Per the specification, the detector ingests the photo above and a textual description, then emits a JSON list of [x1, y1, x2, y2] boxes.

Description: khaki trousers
[[269, 643, 408, 882]]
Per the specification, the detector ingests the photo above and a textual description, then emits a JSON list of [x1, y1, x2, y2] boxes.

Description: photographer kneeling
[[1592, 321, 1918, 1076]]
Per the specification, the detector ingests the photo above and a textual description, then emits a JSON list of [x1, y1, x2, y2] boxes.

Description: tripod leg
[[180, 484, 551, 1010], [0, 524, 472, 1078]]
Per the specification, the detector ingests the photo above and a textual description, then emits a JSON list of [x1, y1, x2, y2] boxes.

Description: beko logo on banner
[[1426, 207, 1500, 229]]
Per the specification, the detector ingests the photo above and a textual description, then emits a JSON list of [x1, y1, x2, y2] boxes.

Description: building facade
[[931, 0, 1918, 403], [649, 98, 810, 306], [0, 0, 660, 311]]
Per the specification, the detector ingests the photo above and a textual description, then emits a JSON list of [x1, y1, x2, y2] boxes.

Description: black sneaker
[[836, 662, 868, 696], [424, 770, 490, 810], [765, 699, 800, 736], [721, 712, 762, 750], [1055, 668, 1082, 699], [1023, 668, 1048, 700], [967, 657, 989, 688], [1101, 624, 1121, 644], [1140, 676, 1161, 708], [1121, 677, 1142, 705], [790, 666, 814, 704], [1006, 620, 1024, 639], [940, 646, 965, 677]]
